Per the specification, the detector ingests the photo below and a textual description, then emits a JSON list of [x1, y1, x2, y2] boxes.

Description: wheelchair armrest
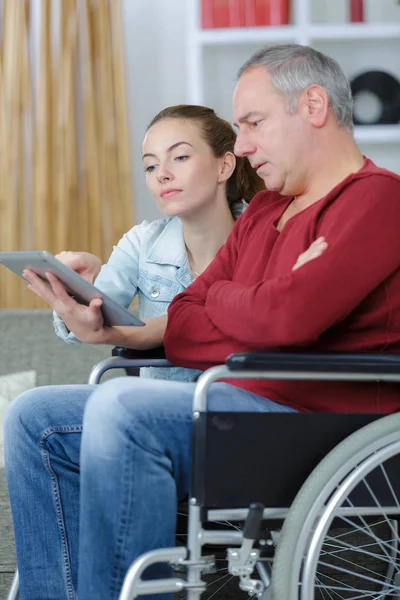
[[112, 346, 167, 360], [226, 351, 400, 375], [88, 347, 170, 385]]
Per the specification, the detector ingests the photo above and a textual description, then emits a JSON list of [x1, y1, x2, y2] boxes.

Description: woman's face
[[142, 118, 229, 218]]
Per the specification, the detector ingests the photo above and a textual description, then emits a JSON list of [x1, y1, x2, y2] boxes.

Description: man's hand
[[55, 251, 102, 283], [293, 237, 328, 271]]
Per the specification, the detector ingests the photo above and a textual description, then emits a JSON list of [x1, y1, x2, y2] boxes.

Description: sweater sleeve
[[205, 180, 400, 349], [165, 215, 250, 368]]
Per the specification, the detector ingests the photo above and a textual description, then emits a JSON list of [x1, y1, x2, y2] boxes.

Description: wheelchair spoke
[[316, 559, 399, 590], [315, 575, 337, 600], [379, 463, 400, 508], [315, 569, 395, 600], [344, 489, 400, 559], [314, 580, 393, 600], [319, 548, 395, 581], [315, 563, 382, 595], [203, 573, 236, 599], [303, 501, 400, 598], [321, 532, 400, 566], [323, 517, 396, 547], [335, 518, 400, 569]]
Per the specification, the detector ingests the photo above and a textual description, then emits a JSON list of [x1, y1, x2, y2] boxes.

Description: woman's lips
[[160, 189, 182, 198]]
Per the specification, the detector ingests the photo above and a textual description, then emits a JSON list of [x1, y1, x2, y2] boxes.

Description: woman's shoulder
[[123, 216, 182, 245], [120, 217, 185, 267]]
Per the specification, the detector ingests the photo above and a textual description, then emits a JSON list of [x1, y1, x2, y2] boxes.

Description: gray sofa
[[0, 310, 119, 598]]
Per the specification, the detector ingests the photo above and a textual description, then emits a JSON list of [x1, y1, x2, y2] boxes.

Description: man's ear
[[218, 151, 236, 183], [303, 84, 329, 128]]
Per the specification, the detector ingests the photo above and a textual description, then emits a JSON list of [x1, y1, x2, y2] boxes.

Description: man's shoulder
[[355, 158, 400, 189], [320, 160, 400, 228], [329, 159, 400, 209], [243, 190, 287, 218]]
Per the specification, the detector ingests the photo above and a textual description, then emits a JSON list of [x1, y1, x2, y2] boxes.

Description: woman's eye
[[145, 165, 156, 173], [250, 121, 261, 128], [175, 155, 189, 162]]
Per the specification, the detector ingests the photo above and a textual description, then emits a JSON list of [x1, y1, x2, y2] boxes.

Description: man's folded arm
[[164, 221, 248, 368], [205, 190, 400, 349]]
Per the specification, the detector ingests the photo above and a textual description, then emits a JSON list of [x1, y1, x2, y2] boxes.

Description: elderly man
[[5, 44, 400, 600]]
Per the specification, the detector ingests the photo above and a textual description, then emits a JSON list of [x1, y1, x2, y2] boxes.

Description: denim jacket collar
[[146, 217, 187, 268]]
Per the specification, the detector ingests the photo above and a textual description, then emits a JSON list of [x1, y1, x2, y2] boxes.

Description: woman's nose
[[156, 165, 173, 182]]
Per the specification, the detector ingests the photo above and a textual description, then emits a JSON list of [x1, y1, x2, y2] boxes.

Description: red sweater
[[165, 159, 400, 413]]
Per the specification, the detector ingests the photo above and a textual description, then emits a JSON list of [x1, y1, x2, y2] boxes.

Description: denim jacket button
[[150, 286, 160, 298]]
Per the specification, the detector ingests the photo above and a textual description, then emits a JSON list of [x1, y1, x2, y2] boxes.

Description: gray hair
[[237, 44, 354, 133]]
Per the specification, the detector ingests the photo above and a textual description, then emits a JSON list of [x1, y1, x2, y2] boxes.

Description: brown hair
[[147, 105, 265, 207]]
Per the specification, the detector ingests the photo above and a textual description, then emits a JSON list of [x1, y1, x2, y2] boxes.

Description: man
[[5, 45, 400, 600], [166, 44, 400, 413]]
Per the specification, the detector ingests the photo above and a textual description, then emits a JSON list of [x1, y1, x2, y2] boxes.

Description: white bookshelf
[[193, 22, 400, 46], [309, 22, 400, 41], [185, 0, 400, 172]]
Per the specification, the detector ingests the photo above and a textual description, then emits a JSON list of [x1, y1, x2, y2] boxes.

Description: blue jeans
[[4, 377, 296, 600]]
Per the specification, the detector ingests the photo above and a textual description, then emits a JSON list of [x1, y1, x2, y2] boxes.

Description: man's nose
[[234, 132, 255, 157]]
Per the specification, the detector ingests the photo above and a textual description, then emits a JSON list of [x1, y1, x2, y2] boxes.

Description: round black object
[[350, 70, 400, 125]]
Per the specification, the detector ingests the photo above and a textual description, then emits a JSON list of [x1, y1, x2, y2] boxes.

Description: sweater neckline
[[272, 156, 371, 233]]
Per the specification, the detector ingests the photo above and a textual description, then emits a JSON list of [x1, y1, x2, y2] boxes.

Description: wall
[[122, 0, 186, 223]]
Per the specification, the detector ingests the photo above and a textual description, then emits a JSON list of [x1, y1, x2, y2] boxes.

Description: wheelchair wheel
[[272, 412, 400, 600]]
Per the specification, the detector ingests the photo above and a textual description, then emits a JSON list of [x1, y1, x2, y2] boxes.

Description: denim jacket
[[54, 202, 247, 381]]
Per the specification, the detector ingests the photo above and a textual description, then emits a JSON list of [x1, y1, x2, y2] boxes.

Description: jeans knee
[[3, 388, 44, 464], [4, 385, 88, 467], [4, 387, 39, 435], [84, 377, 160, 427], [84, 378, 126, 422], [82, 378, 135, 457], [82, 377, 166, 458]]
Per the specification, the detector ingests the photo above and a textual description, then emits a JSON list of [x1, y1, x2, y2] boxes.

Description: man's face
[[233, 66, 307, 196]]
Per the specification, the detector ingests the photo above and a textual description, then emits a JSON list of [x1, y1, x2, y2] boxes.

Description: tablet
[[0, 251, 145, 327]]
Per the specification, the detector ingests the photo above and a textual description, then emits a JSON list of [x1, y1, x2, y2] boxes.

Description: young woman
[[25, 104, 264, 381]]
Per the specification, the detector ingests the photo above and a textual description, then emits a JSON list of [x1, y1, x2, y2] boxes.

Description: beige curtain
[[0, 0, 134, 308]]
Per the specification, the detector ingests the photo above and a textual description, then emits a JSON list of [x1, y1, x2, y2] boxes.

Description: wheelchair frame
[[116, 356, 400, 600]]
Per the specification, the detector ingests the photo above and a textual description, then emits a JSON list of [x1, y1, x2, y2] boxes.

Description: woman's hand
[[292, 237, 328, 271], [23, 269, 107, 343], [24, 268, 166, 349], [55, 251, 102, 283]]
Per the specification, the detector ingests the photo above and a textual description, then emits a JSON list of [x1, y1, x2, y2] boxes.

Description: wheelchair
[[8, 347, 400, 600]]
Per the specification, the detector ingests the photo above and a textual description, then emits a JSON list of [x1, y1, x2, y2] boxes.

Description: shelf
[[310, 23, 400, 41], [196, 25, 298, 45], [195, 23, 400, 46], [354, 125, 400, 144]]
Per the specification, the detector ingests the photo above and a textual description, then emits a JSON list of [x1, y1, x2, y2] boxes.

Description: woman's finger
[[23, 270, 57, 304], [46, 272, 75, 303], [89, 297, 103, 309]]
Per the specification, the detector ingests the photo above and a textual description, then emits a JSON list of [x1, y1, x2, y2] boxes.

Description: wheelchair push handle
[[243, 502, 264, 540]]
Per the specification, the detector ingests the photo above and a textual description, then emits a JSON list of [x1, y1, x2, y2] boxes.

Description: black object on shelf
[[350, 70, 400, 125]]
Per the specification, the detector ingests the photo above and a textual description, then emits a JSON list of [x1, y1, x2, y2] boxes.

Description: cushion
[[0, 371, 36, 468]]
